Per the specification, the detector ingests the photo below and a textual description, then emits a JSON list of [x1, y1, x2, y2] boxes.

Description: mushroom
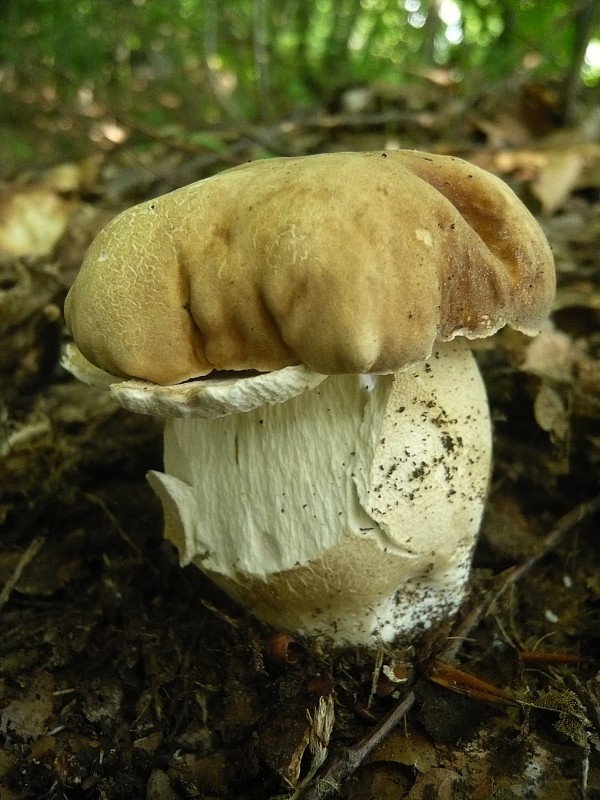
[[62, 151, 555, 646]]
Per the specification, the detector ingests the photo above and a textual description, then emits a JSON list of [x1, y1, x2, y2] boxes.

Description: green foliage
[[0, 0, 598, 125]]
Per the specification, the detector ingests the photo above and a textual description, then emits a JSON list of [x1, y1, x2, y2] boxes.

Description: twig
[[278, 108, 434, 132], [367, 643, 384, 710], [295, 492, 600, 799], [492, 492, 600, 605], [85, 491, 143, 558], [0, 536, 46, 614], [297, 690, 417, 799]]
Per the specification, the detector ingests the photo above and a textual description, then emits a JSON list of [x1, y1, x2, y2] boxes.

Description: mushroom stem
[[147, 339, 491, 646]]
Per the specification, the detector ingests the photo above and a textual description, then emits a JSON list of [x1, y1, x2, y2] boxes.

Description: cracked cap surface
[[65, 150, 555, 385]]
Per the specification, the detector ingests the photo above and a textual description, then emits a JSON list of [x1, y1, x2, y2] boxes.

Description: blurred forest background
[[1, 0, 600, 176]]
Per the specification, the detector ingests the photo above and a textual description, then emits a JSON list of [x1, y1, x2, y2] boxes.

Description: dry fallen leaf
[[0, 670, 55, 740], [363, 727, 439, 773], [407, 766, 465, 800], [531, 150, 585, 214], [534, 383, 570, 444], [0, 186, 79, 257], [520, 329, 577, 382]]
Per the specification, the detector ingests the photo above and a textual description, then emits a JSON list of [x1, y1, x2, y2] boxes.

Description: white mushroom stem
[[145, 339, 491, 646]]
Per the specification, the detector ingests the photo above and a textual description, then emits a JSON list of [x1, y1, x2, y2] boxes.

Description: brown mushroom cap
[[64, 150, 555, 385]]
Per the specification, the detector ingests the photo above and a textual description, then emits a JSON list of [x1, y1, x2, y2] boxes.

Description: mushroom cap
[[64, 150, 555, 385]]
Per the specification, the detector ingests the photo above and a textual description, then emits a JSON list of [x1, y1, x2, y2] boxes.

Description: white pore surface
[[61, 342, 328, 418], [109, 365, 327, 417], [147, 340, 492, 645]]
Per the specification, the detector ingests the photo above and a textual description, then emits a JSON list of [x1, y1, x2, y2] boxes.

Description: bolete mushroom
[[62, 151, 555, 646]]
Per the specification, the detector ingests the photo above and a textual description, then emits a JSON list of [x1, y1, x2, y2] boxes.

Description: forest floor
[[1, 79, 600, 799]]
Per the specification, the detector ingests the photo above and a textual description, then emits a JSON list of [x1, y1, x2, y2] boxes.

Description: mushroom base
[[148, 340, 492, 646]]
